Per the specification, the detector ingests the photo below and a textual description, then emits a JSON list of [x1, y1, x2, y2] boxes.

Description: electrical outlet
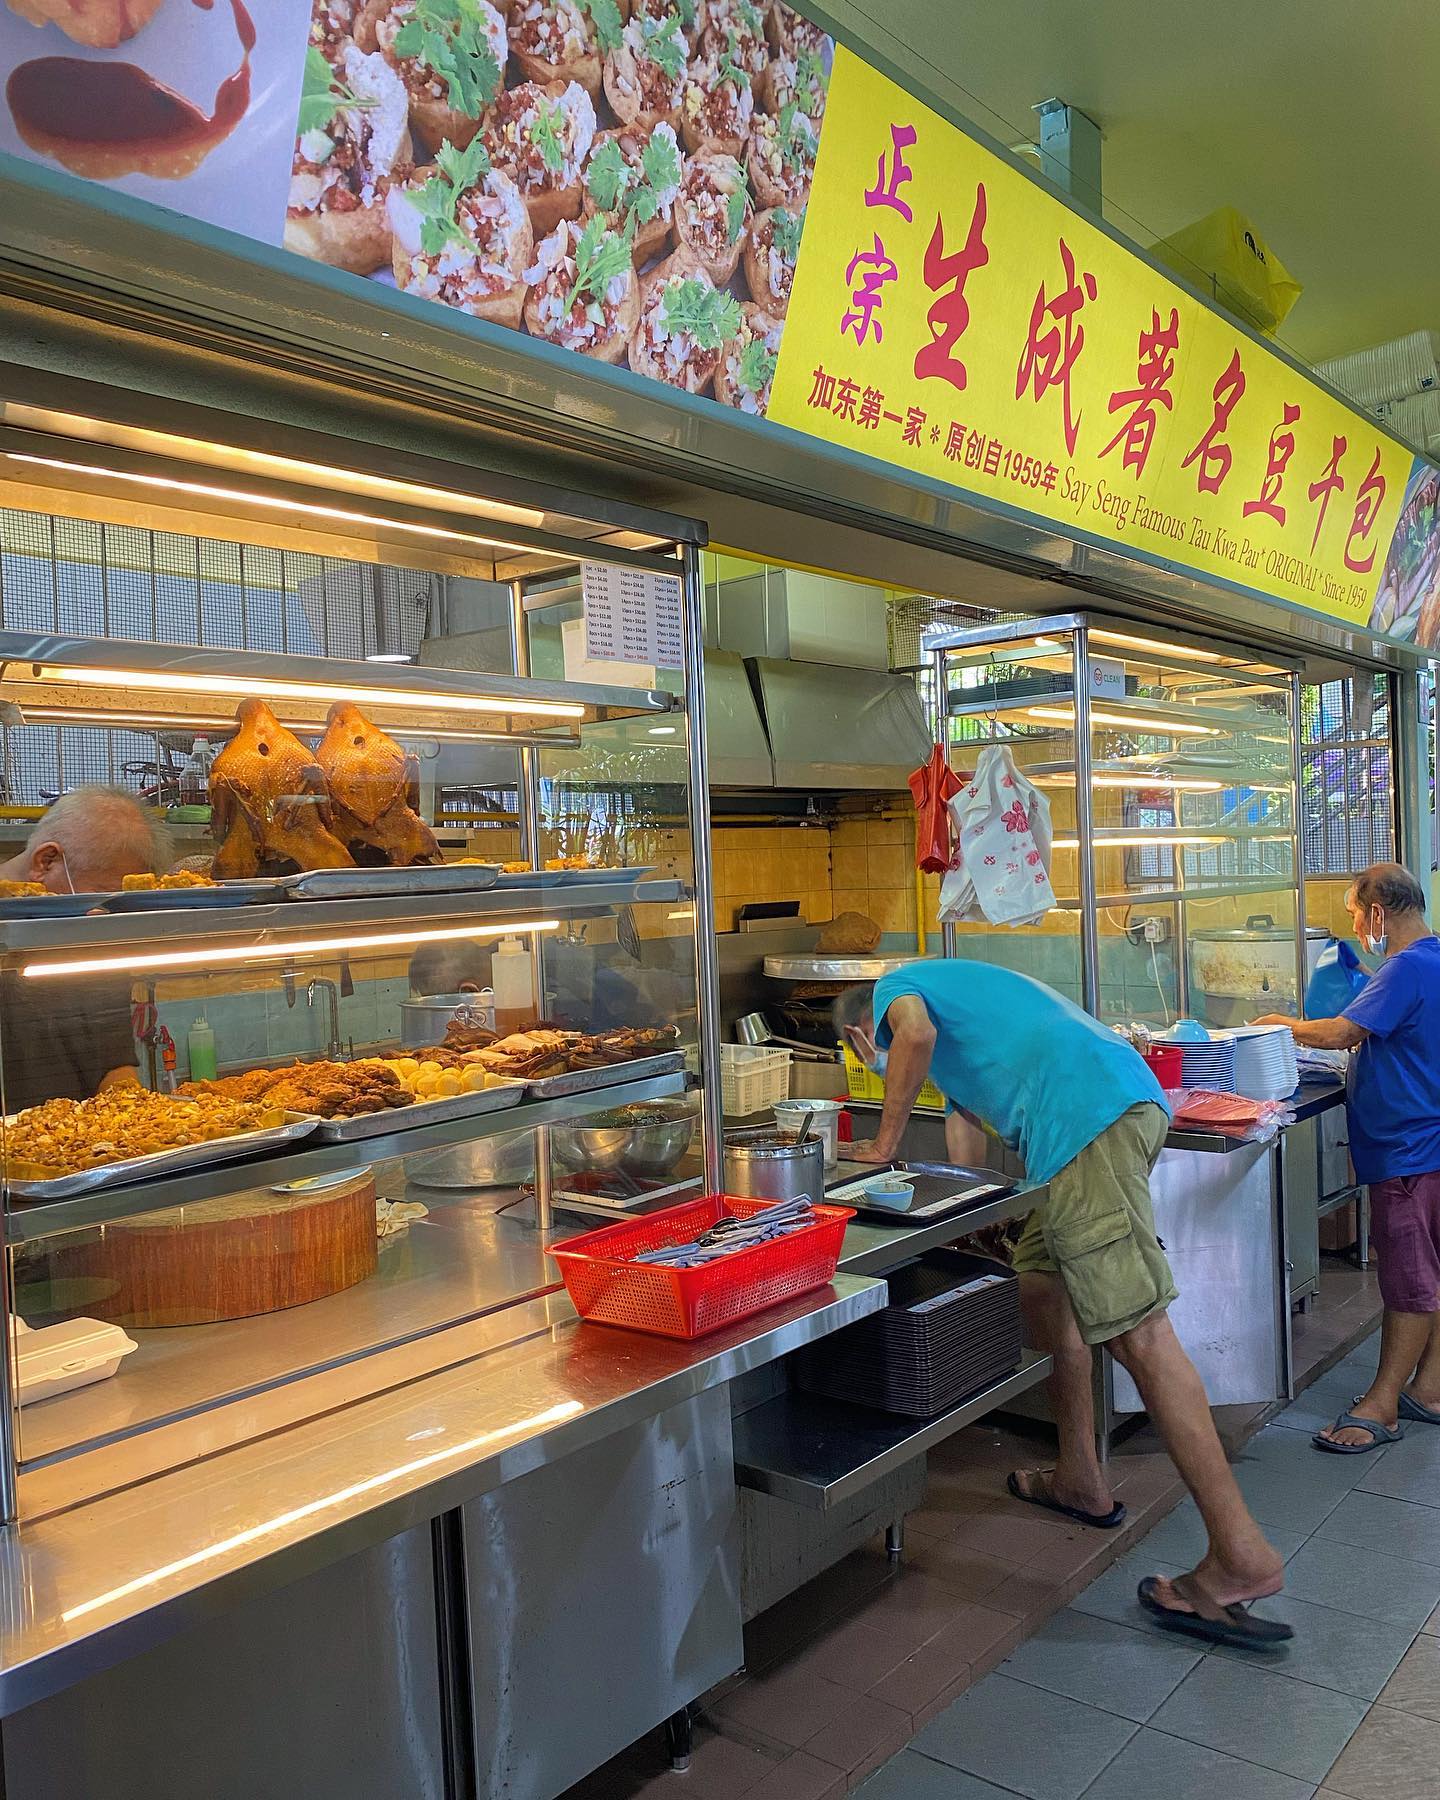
[[1126, 915, 1171, 946]]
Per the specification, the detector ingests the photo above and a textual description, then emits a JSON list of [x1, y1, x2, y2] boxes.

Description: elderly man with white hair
[[0, 786, 170, 1109]]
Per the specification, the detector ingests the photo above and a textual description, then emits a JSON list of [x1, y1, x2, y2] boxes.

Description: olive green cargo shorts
[[1011, 1102, 1177, 1346]]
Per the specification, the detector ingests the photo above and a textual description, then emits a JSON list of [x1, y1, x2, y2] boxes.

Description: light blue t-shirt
[[872, 961, 1168, 1184]]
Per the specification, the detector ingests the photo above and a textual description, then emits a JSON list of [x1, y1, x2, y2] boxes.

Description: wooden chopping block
[[44, 1172, 378, 1328]]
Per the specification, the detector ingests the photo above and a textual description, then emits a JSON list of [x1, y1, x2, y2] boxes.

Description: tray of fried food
[[105, 870, 285, 909], [182, 1057, 524, 1140], [2, 1087, 319, 1199]]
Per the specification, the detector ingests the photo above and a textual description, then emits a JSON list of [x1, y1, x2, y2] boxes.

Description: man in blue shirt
[[1259, 862, 1440, 1454], [836, 960, 1290, 1648]]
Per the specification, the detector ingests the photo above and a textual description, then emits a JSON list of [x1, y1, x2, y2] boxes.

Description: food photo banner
[[2, 0, 1439, 646]]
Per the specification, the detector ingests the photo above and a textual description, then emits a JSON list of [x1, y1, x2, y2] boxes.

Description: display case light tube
[[1051, 833, 1290, 849], [1030, 773, 1226, 792], [16, 706, 540, 746], [28, 665, 585, 720], [21, 918, 561, 980], [1088, 628, 1233, 663], [1026, 705, 1217, 736], [4, 454, 560, 563]]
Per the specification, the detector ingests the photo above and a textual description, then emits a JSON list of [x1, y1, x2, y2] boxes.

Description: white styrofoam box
[[1317, 330, 1440, 410], [13, 1316, 138, 1406], [1374, 387, 1440, 452]]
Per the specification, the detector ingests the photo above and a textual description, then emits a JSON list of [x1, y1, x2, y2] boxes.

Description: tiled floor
[[562, 1263, 1384, 1799]]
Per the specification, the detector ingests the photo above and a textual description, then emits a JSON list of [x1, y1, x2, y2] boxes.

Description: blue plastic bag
[[1305, 937, 1369, 1017]]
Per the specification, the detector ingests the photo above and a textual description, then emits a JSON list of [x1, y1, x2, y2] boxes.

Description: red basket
[[549, 1195, 854, 1340]]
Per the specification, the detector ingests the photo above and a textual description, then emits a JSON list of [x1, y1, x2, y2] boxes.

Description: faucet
[[306, 977, 343, 1061]]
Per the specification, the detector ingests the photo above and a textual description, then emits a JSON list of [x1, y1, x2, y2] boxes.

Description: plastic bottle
[[187, 1010, 218, 1083], [490, 938, 534, 1037], [180, 737, 215, 802]]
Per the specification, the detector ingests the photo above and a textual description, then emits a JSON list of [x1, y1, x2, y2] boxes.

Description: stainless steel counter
[[0, 1274, 884, 1717]]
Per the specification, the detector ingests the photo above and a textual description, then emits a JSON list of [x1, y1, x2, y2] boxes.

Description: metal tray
[[0, 893, 108, 918], [763, 953, 938, 981], [4, 1113, 321, 1202], [102, 881, 285, 911], [493, 866, 655, 887], [523, 1051, 686, 1099], [279, 865, 502, 901], [305, 1082, 526, 1141]]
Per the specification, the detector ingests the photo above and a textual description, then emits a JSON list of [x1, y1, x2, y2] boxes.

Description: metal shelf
[[6, 1071, 687, 1241], [732, 1349, 1054, 1510], [0, 877, 686, 954]]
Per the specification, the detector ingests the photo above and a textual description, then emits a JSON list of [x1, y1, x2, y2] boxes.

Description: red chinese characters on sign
[[1015, 238, 1098, 457], [841, 236, 898, 345], [1345, 449, 1387, 573], [1181, 349, 1246, 495], [1307, 434, 1347, 552], [865, 124, 917, 222], [1100, 306, 1179, 478], [913, 184, 989, 392], [1243, 402, 1302, 527]]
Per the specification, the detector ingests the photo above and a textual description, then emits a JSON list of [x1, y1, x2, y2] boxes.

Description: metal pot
[[723, 1132, 825, 1205], [407, 1128, 533, 1190], [400, 990, 495, 1050]]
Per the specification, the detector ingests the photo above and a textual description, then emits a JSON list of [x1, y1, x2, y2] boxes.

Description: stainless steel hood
[[746, 657, 931, 790], [704, 650, 775, 787]]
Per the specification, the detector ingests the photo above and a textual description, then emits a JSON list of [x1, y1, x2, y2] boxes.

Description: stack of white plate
[[1218, 1026, 1299, 1101], [1174, 1036, 1238, 1092]]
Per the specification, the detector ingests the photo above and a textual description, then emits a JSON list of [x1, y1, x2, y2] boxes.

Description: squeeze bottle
[[187, 1010, 218, 1082], [491, 938, 534, 1036]]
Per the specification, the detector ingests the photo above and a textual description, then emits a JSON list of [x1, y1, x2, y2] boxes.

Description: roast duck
[[209, 700, 439, 876], [316, 702, 440, 866], [211, 701, 354, 878]]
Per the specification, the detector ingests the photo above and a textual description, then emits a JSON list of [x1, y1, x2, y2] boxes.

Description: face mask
[[851, 1028, 887, 1077], [1365, 911, 1387, 957]]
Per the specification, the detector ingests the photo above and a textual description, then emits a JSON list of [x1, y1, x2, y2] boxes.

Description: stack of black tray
[[796, 1249, 1022, 1418]]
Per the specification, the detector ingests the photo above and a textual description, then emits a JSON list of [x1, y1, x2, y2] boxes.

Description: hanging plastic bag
[[1304, 937, 1370, 1018], [1150, 206, 1301, 336], [940, 745, 1055, 928], [908, 746, 964, 874]]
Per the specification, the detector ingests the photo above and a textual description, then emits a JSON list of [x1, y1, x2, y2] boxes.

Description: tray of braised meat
[[422, 1019, 685, 1096]]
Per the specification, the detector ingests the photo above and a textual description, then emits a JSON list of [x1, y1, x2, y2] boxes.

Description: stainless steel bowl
[[550, 1099, 700, 1178]]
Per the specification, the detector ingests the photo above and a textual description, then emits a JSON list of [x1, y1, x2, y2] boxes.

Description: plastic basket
[[549, 1194, 854, 1339], [839, 1042, 946, 1111], [720, 1044, 791, 1116]]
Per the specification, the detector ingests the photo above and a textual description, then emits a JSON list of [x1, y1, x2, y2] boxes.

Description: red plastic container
[[549, 1195, 854, 1340], [1141, 1044, 1185, 1089]]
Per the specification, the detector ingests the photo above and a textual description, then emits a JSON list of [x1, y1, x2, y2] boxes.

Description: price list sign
[[582, 563, 685, 670]]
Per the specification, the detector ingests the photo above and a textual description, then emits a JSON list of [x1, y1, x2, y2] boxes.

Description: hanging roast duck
[[210, 700, 356, 877], [315, 701, 441, 866]]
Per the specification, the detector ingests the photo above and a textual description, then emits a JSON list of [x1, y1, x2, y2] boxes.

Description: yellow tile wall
[[711, 825, 833, 934]]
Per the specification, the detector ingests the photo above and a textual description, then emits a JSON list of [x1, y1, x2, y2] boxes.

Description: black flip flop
[[1006, 1470, 1127, 1530], [1138, 1575, 1294, 1649]]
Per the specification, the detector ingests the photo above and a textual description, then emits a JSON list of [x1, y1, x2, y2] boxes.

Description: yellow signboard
[[771, 50, 1412, 632]]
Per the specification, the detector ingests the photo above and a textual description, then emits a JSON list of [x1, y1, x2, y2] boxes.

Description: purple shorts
[[1370, 1171, 1440, 1313]]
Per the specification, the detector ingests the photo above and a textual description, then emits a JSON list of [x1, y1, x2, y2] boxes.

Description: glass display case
[[0, 470, 715, 1518], [926, 614, 1303, 1031]]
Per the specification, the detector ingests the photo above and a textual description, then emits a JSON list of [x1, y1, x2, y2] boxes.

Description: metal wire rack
[[1300, 674, 1395, 876], [0, 507, 437, 806]]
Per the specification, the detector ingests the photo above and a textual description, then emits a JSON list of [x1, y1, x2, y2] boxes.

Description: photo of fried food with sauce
[[3, 0, 163, 49]]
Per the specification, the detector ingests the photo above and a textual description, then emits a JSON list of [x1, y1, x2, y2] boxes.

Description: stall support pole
[[931, 644, 959, 963], [1071, 626, 1100, 1016], [1290, 673, 1308, 1017], [510, 578, 552, 1233], [681, 545, 724, 1193], [1395, 666, 1432, 882]]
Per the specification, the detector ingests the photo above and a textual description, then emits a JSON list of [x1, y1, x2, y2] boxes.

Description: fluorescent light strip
[[17, 706, 552, 747], [1026, 705, 1216, 737], [31, 664, 584, 721], [22, 917, 560, 980], [1052, 833, 1291, 849], [1089, 628, 1228, 663], [1031, 773, 1226, 793], [4, 453, 558, 563], [60, 1399, 584, 1625]]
